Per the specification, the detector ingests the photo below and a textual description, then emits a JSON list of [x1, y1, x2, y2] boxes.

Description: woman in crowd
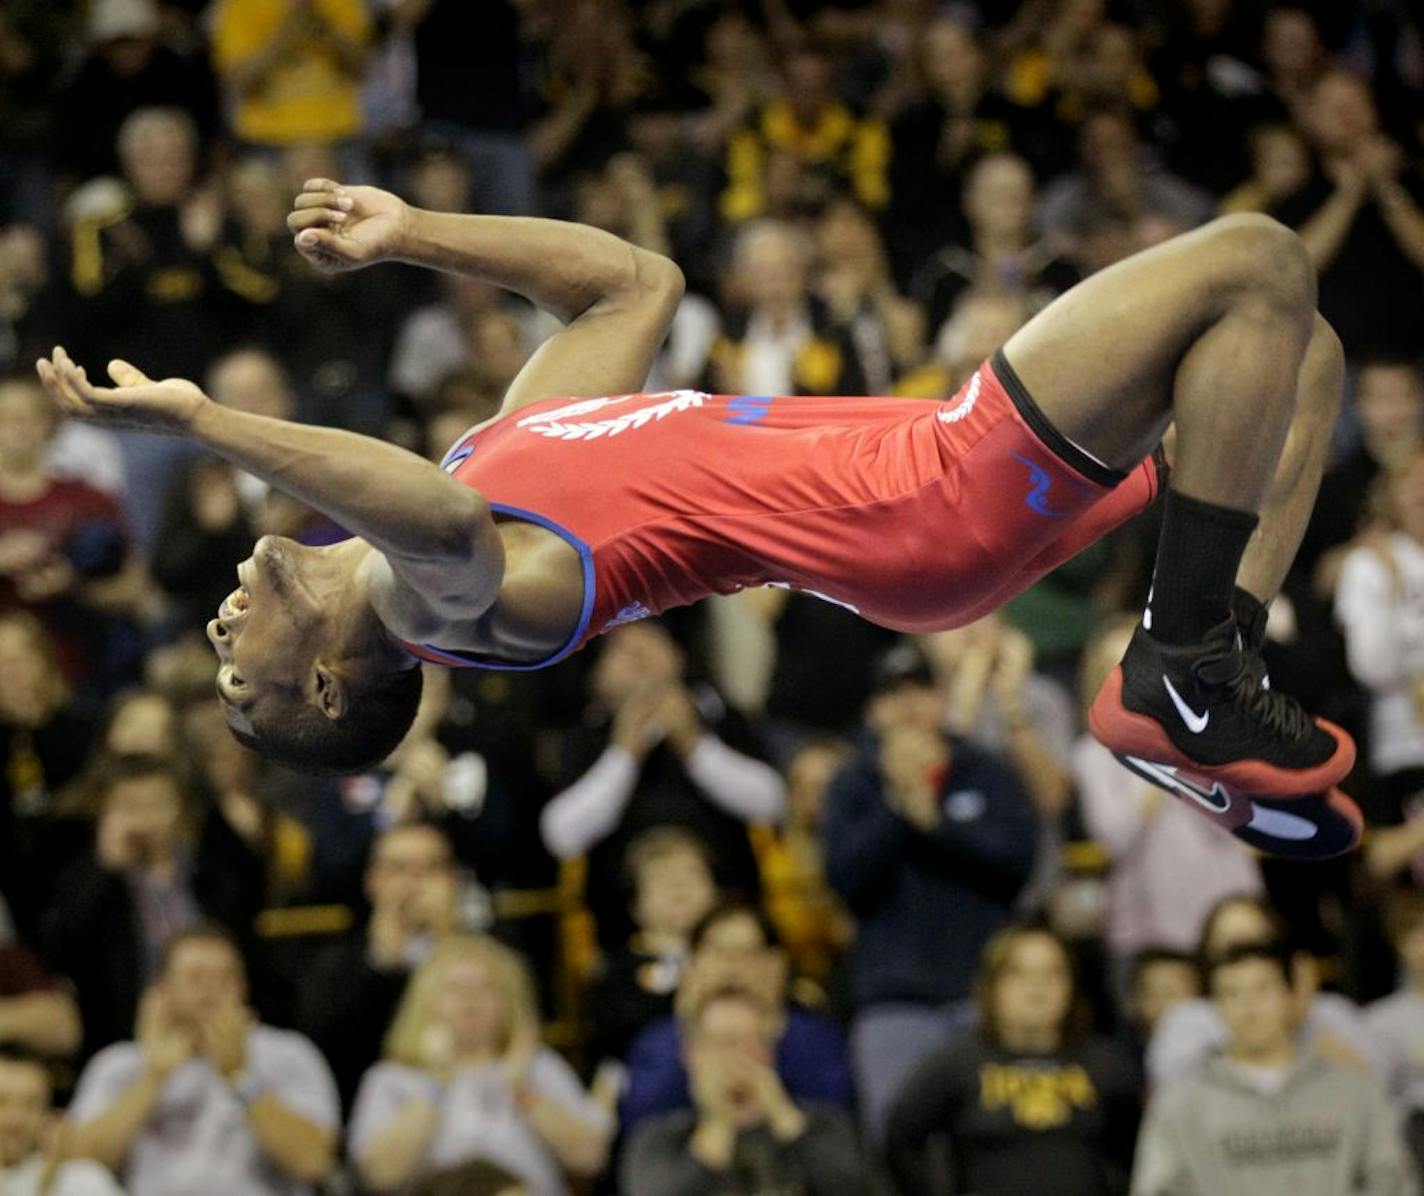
[[883, 923, 1140, 1196], [349, 934, 612, 1195]]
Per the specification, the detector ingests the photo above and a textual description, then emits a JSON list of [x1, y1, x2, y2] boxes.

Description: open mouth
[[219, 584, 250, 620]]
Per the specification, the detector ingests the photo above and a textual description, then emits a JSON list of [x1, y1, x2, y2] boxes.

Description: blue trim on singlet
[[406, 502, 597, 672]]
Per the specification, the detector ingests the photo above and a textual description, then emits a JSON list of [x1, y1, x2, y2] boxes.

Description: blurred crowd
[[2, 0, 1424, 1193]]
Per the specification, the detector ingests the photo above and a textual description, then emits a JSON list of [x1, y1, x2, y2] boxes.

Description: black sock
[[1147, 489, 1258, 645]]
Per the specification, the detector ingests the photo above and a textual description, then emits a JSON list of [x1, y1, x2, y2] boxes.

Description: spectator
[[0, 376, 139, 690], [886, 17, 1037, 274], [1366, 890, 1424, 1117], [1131, 940, 1410, 1196], [0, 612, 97, 928], [752, 737, 854, 992], [0, 1047, 124, 1196], [1275, 70, 1424, 360], [412, 1158, 528, 1196], [811, 197, 924, 391], [210, 0, 371, 151], [619, 900, 854, 1134], [540, 620, 783, 945], [896, 288, 1032, 398], [297, 822, 460, 1110], [622, 986, 867, 1196], [1302, 357, 1424, 587], [1071, 616, 1263, 967], [720, 41, 889, 224], [706, 220, 866, 398], [822, 640, 1039, 1142], [66, 925, 339, 1194], [1336, 446, 1424, 890], [1220, 124, 1313, 215], [0, 897, 81, 1060], [911, 151, 1081, 337], [586, 826, 719, 1065], [392, 0, 537, 215], [1148, 894, 1377, 1087], [1037, 107, 1212, 259], [884, 924, 1141, 1196], [40, 757, 264, 1057], [348, 934, 611, 1194], [55, 0, 219, 182], [1125, 949, 1202, 1055], [151, 458, 255, 634]]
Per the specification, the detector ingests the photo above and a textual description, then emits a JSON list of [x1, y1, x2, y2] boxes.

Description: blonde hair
[[383, 935, 540, 1069]]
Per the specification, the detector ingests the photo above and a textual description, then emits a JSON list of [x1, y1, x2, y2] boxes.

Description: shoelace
[[1197, 647, 1314, 742]]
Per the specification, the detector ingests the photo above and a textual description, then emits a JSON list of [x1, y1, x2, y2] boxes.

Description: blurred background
[[1, 0, 1424, 1193]]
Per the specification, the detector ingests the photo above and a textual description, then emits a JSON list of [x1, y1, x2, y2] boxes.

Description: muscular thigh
[[1001, 220, 1244, 468]]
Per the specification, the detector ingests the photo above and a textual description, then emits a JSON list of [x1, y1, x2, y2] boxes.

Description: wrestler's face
[[205, 535, 345, 735]]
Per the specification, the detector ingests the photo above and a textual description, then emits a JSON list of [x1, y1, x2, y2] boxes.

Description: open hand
[[288, 178, 412, 274], [36, 348, 208, 435]]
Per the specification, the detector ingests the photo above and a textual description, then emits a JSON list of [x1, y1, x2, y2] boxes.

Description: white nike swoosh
[[1162, 674, 1209, 733], [1121, 755, 1231, 815]]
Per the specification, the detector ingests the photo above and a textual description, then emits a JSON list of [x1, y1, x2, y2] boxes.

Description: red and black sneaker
[[1089, 617, 1357, 857]]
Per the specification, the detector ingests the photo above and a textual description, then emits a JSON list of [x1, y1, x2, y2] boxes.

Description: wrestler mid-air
[[35, 179, 1361, 858]]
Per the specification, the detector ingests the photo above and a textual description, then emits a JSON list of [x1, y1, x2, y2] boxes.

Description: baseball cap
[[870, 641, 936, 696]]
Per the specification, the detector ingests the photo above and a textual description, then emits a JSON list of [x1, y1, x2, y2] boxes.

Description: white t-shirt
[[349, 1049, 612, 1196], [1335, 533, 1424, 774], [0, 1156, 125, 1196], [67, 1025, 340, 1196]]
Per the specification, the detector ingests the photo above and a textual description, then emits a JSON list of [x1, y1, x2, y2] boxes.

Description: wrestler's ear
[[311, 663, 348, 721]]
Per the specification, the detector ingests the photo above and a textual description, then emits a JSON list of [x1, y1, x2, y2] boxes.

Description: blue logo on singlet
[[1008, 452, 1065, 518], [726, 395, 773, 425]]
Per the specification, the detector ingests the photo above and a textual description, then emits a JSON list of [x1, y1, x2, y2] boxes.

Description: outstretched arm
[[287, 180, 685, 415], [35, 351, 504, 616]]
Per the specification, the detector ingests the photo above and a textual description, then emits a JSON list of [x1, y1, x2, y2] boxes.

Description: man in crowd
[[823, 641, 1039, 1142], [1131, 940, 1410, 1195], [66, 925, 339, 1196], [297, 821, 460, 1109], [622, 985, 866, 1195], [0, 1047, 124, 1196]]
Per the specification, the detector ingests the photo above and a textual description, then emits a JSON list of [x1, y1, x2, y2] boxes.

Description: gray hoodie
[[1131, 1051, 1414, 1196]]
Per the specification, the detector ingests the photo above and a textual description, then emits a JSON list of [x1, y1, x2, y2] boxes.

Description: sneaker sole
[[1088, 665, 1355, 796], [1112, 752, 1363, 859]]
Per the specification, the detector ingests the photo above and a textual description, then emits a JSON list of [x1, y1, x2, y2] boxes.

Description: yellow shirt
[[212, 0, 370, 145]]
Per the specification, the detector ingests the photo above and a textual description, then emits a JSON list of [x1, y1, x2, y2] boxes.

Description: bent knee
[[1299, 312, 1345, 418], [1203, 213, 1316, 314]]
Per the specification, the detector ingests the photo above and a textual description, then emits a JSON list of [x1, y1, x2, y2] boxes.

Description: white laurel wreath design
[[522, 391, 708, 441]]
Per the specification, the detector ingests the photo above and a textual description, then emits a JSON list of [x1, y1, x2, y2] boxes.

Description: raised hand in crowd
[[137, 987, 194, 1082], [877, 723, 949, 832]]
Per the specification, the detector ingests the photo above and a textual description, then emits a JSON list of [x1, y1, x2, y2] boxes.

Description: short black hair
[[0, 1043, 53, 1090], [228, 665, 424, 775], [1205, 939, 1294, 991], [1128, 947, 1199, 992], [689, 897, 782, 953]]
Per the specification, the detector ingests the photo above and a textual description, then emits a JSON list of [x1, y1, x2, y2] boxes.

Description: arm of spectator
[[1071, 739, 1153, 859], [67, 1054, 174, 1173], [821, 760, 911, 911], [1128, 1089, 1196, 1196], [540, 744, 640, 858], [212, 1, 312, 98], [1376, 180, 1424, 270], [685, 734, 787, 824], [244, 1093, 336, 1184], [350, 1068, 441, 1193], [883, 1045, 963, 1196], [518, 1050, 614, 1176], [1295, 176, 1368, 273], [309, 0, 370, 79], [0, 989, 82, 1057], [1335, 546, 1413, 690]]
